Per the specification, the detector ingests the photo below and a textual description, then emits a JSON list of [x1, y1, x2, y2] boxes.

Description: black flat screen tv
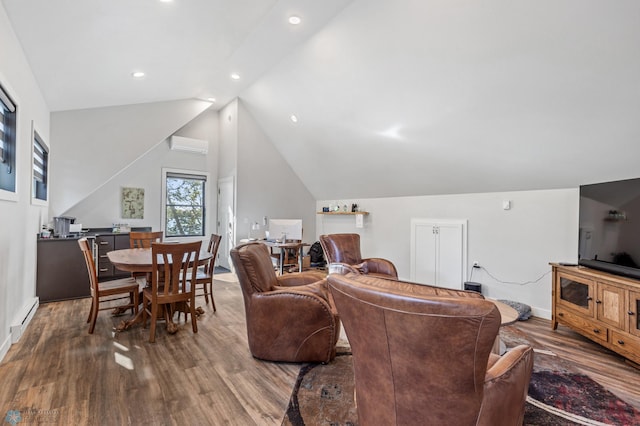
[[578, 177, 640, 280]]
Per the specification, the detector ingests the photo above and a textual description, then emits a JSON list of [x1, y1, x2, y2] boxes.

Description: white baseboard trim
[[0, 334, 10, 363], [10, 297, 39, 344], [532, 307, 551, 320]]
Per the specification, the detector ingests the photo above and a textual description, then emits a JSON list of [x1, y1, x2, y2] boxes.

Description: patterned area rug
[[282, 327, 640, 426]]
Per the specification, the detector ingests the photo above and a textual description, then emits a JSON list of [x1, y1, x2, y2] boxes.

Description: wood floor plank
[[1, 274, 639, 424]]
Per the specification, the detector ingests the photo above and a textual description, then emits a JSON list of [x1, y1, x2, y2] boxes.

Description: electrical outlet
[[473, 261, 480, 268]]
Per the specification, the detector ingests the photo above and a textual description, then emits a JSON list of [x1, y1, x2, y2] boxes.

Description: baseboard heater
[[11, 297, 39, 343]]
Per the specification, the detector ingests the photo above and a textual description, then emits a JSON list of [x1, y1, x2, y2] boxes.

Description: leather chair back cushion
[[328, 274, 500, 425], [231, 243, 278, 293], [320, 234, 363, 265]]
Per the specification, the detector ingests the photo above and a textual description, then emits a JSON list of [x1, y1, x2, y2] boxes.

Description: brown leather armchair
[[328, 273, 533, 426], [319, 233, 398, 279], [230, 242, 340, 363]]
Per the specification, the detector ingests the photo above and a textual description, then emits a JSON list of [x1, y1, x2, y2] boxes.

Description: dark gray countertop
[[37, 227, 152, 242]]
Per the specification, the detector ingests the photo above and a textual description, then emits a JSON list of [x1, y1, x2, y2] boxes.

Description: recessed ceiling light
[[288, 15, 301, 25], [230, 73, 240, 80], [290, 114, 298, 123], [131, 71, 145, 78], [159, 0, 173, 3]]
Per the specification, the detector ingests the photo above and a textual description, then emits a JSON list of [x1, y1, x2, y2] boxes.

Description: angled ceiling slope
[[51, 99, 211, 216], [241, 0, 640, 200]]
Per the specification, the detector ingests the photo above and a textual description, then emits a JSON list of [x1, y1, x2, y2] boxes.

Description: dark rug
[[282, 327, 640, 426]]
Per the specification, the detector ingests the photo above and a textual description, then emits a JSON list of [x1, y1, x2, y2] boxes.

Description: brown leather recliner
[[230, 242, 340, 363], [319, 233, 398, 279], [328, 273, 534, 426]]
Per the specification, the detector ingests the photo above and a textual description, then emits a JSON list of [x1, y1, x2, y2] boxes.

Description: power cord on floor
[[469, 265, 550, 286]]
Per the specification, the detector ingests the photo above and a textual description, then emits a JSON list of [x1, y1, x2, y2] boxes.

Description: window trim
[[0, 77, 19, 202], [31, 121, 49, 206], [161, 167, 210, 240]]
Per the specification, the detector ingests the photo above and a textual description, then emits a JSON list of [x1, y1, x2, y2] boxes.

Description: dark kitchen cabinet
[[95, 234, 130, 279], [37, 238, 90, 302]]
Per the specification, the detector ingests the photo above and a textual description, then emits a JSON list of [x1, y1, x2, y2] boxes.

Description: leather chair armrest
[[274, 279, 332, 302], [363, 258, 398, 279], [249, 289, 339, 362], [276, 270, 327, 287], [480, 345, 534, 425], [327, 262, 361, 275]]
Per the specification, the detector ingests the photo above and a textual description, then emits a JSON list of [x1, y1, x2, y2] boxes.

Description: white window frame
[[31, 121, 49, 206], [161, 167, 210, 241], [0, 76, 19, 202]]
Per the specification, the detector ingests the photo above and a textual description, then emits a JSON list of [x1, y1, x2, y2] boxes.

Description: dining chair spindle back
[[78, 237, 141, 334], [142, 240, 202, 342]]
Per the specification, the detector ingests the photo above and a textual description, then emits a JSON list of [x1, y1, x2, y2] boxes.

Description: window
[[32, 128, 49, 202], [0, 83, 16, 193], [164, 171, 207, 237]]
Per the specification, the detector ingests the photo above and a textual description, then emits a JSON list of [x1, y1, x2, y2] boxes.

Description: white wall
[[236, 99, 316, 243], [50, 99, 212, 217], [0, 3, 50, 360], [317, 188, 578, 318], [63, 109, 219, 232]]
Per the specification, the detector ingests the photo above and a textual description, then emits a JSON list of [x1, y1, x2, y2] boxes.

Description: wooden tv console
[[551, 263, 640, 365]]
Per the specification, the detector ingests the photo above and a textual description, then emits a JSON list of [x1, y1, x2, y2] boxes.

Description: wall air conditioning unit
[[169, 136, 209, 155]]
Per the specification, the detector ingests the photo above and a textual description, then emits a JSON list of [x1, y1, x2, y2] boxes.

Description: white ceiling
[[4, 0, 640, 200]]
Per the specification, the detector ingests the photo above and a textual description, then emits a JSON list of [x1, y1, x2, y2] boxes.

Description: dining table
[[106, 246, 213, 332], [260, 240, 310, 275]]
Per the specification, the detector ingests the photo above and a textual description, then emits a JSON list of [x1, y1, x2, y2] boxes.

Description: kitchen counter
[[36, 227, 151, 302]]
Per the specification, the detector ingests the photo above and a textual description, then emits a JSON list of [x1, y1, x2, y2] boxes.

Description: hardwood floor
[[0, 273, 299, 425], [1, 274, 639, 424]]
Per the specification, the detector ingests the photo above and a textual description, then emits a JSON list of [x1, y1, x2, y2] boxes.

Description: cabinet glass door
[[557, 272, 594, 315]]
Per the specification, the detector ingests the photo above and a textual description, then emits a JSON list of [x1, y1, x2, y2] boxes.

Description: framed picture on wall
[[121, 187, 144, 219]]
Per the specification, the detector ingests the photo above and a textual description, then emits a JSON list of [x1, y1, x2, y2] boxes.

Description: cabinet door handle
[[99, 268, 109, 272], [99, 255, 108, 258], [595, 300, 602, 304], [558, 312, 564, 317], [587, 296, 593, 301], [593, 328, 600, 333], [618, 340, 625, 345], [628, 311, 635, 316], [99, 241, 109, 245]]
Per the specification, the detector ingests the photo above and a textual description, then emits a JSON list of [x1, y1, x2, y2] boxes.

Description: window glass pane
[[0, 83, 16, 193], [165, 175, 205, 237], [33, 131, 48, 200]]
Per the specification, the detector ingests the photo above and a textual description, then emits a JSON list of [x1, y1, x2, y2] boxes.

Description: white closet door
[[412, 222, 438, 285], [410, 219, 467, 290], [436, 222, 464, 289]]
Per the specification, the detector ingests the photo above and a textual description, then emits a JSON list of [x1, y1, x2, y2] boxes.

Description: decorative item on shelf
[[343, 204, 348, 212], [351, 203, 358, 212], [322, 207, 330, 212], [606, 210, 626, 221]]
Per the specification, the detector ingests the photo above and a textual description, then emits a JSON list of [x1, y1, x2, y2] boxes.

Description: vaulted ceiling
[[3, 0, 640, 200]]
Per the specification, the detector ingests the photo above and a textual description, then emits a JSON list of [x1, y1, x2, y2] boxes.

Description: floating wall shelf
[[316, 211, 369, 215]]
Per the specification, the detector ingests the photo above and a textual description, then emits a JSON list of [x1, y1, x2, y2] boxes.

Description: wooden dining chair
[[78, 238, 142, 334], [142, 241, 202, 343], [129, 231, 163, 281], [192, 234, 221, 311], [129, 231, 163, 248]]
